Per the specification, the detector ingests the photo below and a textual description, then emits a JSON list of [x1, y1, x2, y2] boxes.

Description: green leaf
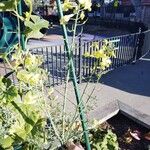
[[12, 102, 40, 129], [12, 102, 39, 126], [0, 0, 20, 11], [31, 118, 46, 138], [24, 53, 43, 71], [0, 137, 14, 149], [25, 15, 49, 39], [90, 128, 119, 150], [2, 77, 12, 88], [23, 91, 37, 104], [0, 77, 18, 103], [6, 86, 18, 101]]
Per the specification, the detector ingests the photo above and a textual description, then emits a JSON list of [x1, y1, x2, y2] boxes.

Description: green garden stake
[[55, 0, 91, 149], [17, 0, 26, 50]]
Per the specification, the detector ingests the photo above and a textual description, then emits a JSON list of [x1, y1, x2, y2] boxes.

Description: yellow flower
[[80, 11, 85, 20], [103, 39, 109, 45], [60, 14, 74, 25], [109, 50, 116, 58], [23, 91, 37, 104], [17, 70, 32, 83], [93, 50, 105, 59], [92, 119, 100, 128], [92, 42, 99, 50], [84, 0, 92, 11], [62, 0, 73, 12], [17, 70, 41, 86], [25, 12, 31, 21], [28, 73, 40, 85], [25, 53, 43, 70], [84, 52, 90, 57], [78, 0, 92, 11], [100, 57, 112, 70]]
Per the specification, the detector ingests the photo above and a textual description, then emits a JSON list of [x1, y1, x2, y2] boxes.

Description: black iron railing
[[0, 30, 150, 86], [29, 30, 150, 86]]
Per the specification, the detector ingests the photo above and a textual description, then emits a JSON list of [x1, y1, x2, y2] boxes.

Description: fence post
[[137, 27, 145, 59], [133, 28, 141, 63], [17, 0, 26, 50], [78, 34, 82, 84]]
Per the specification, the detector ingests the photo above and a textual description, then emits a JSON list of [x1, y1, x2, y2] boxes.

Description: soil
[[107, 113, 150, 150]]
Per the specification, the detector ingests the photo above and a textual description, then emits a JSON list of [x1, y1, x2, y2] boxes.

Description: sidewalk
[[54, 52, 150, 128], [27, 24, 129, 49]]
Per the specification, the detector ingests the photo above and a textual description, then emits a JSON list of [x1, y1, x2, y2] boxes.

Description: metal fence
[[89, 5, 137, 21], [87, 6, 148, 33], [30, 30, 150, 86], [0, 30, 150, 86]]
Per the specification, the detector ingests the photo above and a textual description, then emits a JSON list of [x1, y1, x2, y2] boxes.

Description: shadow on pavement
[[100, 52, 150, 97]]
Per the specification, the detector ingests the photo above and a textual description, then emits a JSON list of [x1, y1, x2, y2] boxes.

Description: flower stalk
[[55, 0, 91, 149]]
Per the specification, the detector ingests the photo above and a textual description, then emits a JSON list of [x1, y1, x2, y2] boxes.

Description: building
[[121, 0, 150, 26], [122, 0, 132, 6], [141, 0, 150, 27]]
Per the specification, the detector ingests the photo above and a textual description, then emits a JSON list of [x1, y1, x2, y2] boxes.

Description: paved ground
[[27, 24, 129, 49], [54, 51, 150, 128], [3, 23, 150, 127]]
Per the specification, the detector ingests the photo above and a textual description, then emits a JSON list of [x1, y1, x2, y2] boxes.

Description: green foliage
[[62, 0, 74, 12], [11, 50, 47, 86], [0, 0, 49, 41], [0, 0, 20, 11], [0, 77, 18, 103], [25, 15, 49, 39], [89, 122, 119, 150], [0, 51, 50, 149], [60, 0, 92, 25], [90, 129, 119, 150], [0, 0, 119, 149], [0, 106, 16, 137], [84, 40, 116, 71]]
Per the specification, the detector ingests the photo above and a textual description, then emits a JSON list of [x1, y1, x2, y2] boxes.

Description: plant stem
[[56, 0, 91, 149], [62, 69, 70, 142], [43, 100, 63, 145], [71, 8, 80, 53], [66, 61, 101, 139], [16, 0, 26, 50]]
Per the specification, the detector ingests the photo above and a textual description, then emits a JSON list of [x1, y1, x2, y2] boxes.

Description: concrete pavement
[[54, 51, 150, 128], [27, 24, 129, 49]]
